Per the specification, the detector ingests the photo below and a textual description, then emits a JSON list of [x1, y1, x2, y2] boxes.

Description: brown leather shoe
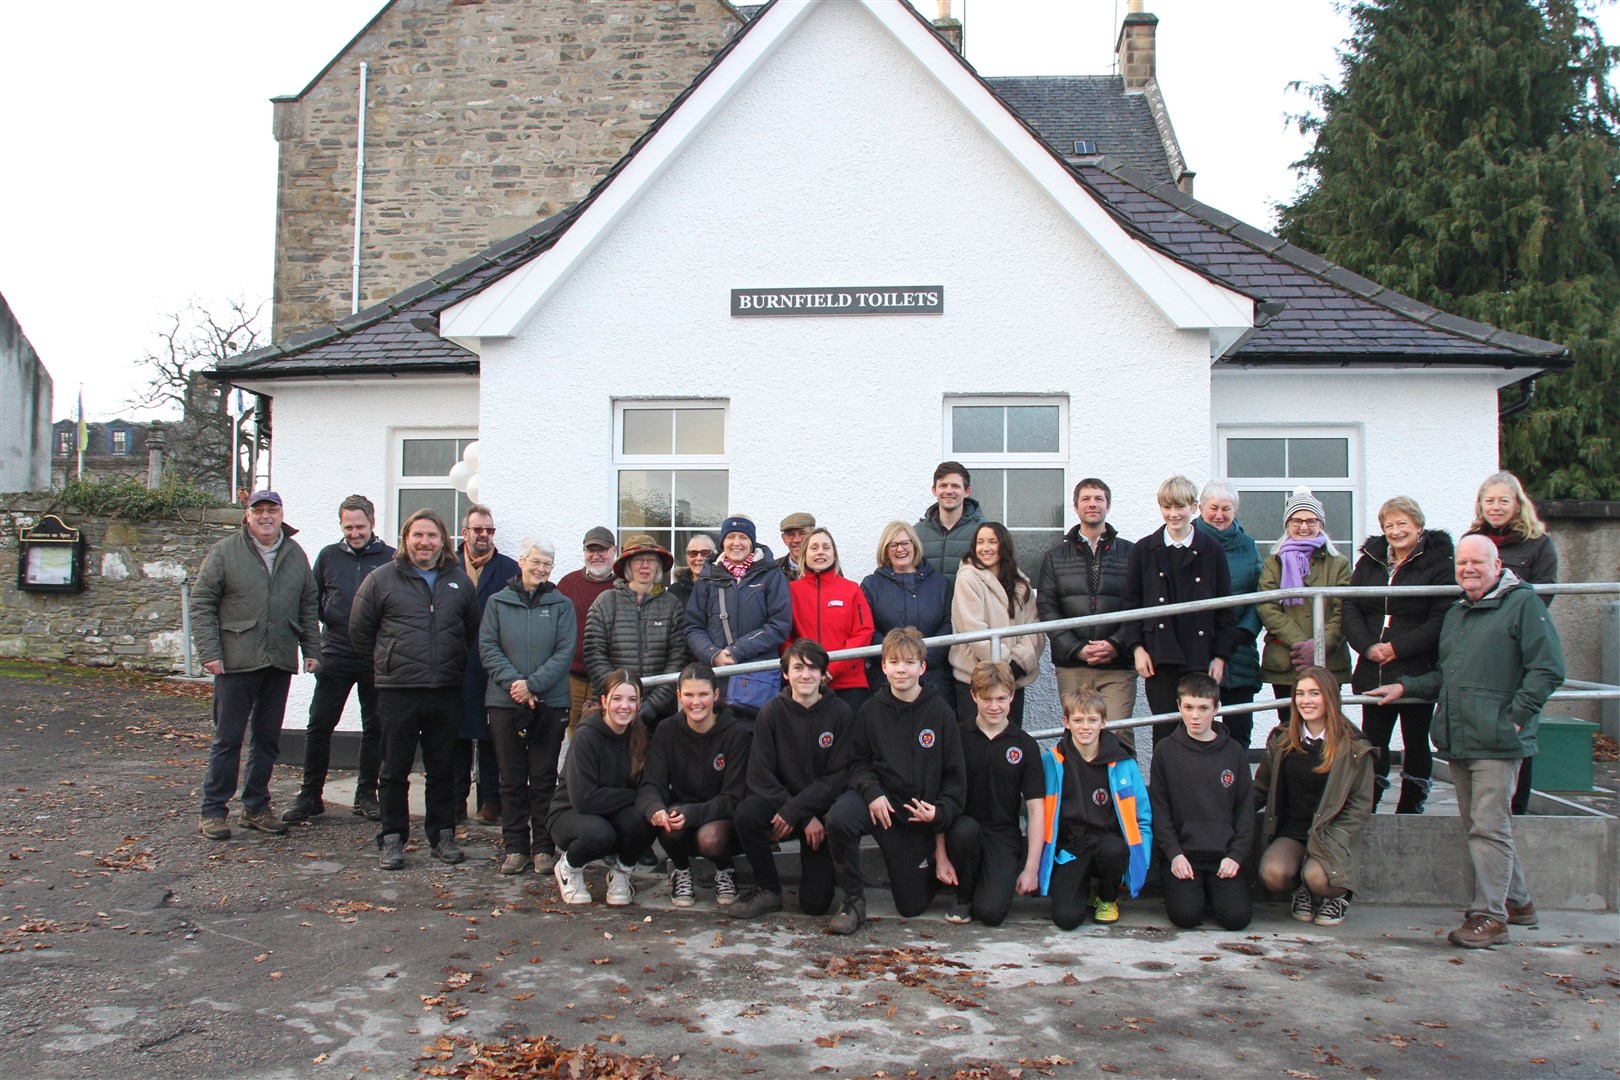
[[1506, 902, 1539, 927], [1448, 912, 1509, 948], [475, 803, 501, 826]]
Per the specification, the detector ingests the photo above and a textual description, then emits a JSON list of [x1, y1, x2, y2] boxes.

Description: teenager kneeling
[[1040, 687, 1152, 929], [546, 670, 656, 906], [638, 663, 751, 908], [731, 640, 853, 919], [1253, 666, 1375, 927]]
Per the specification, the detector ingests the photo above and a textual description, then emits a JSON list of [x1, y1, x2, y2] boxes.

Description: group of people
[[188, 463, 1565, 948]]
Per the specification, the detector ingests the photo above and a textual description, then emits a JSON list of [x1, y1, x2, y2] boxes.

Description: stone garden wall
[[0, 496, 240, 672]]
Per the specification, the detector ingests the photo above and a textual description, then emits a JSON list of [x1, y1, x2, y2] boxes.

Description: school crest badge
[[1005, 746, 1023, 765], [1092, 788, 1110, 806], [918, 728, 936, 748], [818, 731, 835, 749], [713, 753, 727, 771], [1220, 768, 1235, 788]]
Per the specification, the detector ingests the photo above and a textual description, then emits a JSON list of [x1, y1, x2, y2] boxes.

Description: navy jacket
[[859, 560, 952, 690], [312, 535, 395, 664], [684, 545, 792, 666]]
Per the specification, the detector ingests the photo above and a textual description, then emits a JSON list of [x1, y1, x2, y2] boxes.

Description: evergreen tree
[[1277, 0, 1620, 498]]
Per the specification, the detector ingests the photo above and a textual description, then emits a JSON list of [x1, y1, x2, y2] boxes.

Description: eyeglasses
[[1288, 517, 1320, 527], [467, 526, 496, 535], [887, 540, 913, 550], [687, 549, 715, 559]]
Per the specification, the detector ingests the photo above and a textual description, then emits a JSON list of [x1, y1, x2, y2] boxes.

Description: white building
[[215, 0, 1564, 727]]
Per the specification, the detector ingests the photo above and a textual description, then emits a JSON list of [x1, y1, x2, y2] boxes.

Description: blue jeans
[[1450, 757, 1531, 921], [201, 668, 292, 817]]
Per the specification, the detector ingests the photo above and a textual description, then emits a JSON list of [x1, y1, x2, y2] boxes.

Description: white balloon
[[465, 476, 480, 503], [448, 461, 473, 492], [463, 441, 481, 469]]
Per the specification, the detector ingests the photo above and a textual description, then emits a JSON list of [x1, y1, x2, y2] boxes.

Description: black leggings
[[550, 805, 656, 867], [826, 790, 938, 917], [1359, 701, 1434, 787], [734, 793, 836, 915], [1162, 857, 1252, 930], [1049, 832, 1129, 930], [659, 819, 738, 871]]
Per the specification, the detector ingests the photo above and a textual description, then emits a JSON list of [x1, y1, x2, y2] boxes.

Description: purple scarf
[[1276, 534, 1326, 604]]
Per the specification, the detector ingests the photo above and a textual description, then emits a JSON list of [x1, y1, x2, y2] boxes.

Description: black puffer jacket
[[1036, 523, 1135, 670], [583, 580, 688, 719], [349, 558, 481, 689], [1343, 530, 1455, 693]]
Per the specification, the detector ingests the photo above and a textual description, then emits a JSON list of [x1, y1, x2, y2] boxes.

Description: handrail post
[[989, 630, 1002, 662], [1311, 592, 1327, 667], [180, 578, 195, 678]]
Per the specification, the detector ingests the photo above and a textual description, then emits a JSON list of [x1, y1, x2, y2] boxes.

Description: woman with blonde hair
[[1467, 470, 1559, 814], [1253, 667, 1375, 927], [860, 520, 952, 695]]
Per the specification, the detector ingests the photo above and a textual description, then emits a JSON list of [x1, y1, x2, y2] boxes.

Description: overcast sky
[[2, 0, 1606, 421]]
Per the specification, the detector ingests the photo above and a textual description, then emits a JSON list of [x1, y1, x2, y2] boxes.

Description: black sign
[[16, 514, 86, 594], [730, 287, 944, 317]]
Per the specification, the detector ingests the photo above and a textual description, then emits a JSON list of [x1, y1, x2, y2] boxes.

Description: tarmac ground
[[1, 661, 1615, 1079]]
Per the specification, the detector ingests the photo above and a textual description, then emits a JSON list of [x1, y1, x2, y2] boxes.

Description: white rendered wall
[[478, 0, 1215, 579], [1211, 369, 1504, 550], [260, 376, 480, 731]]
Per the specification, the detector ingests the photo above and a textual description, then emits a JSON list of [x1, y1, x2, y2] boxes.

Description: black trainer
[[281, 795, 325, 823], [352, 793, 381, 821], [380, 834, 406, 871], [829, 896, 866, 935], [431, 830, 466, 865]]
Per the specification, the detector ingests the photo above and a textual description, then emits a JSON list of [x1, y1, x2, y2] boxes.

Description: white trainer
[[554, 853, 592, 905], [606, 863, 635, 906]]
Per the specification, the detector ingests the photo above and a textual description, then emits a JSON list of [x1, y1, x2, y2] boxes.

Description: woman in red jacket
[[788, 528, 876, 712]]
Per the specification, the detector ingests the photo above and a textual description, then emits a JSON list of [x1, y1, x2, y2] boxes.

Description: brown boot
[[1448, 912, 1508, 948], [1506, 901, 1539, 927]]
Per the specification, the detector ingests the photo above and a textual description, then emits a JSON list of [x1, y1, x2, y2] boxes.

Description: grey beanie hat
[[1283, 486, 1327, 526]]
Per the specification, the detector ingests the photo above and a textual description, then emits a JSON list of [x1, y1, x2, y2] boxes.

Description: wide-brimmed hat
[[614, 533, 674, 577]]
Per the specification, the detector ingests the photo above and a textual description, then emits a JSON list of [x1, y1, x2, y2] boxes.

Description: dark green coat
[[189, 526, 320, 674], [1400, 573, 1564, 760]]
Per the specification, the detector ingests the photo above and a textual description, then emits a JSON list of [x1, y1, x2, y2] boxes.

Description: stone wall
[[1542, 501, 1620, 731], [271, 0, 743, 339], [0, 498, 241, 672]]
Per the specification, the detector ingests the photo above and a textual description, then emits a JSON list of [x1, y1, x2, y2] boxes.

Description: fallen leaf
[[814, 1034, 841, 1048]]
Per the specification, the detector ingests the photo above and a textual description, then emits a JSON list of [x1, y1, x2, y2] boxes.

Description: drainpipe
[[351, 62, 368, 315], [1499, 374, 1538, 420]]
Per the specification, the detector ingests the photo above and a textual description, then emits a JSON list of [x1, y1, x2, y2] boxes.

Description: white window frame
[[391, 427, 479, 540], [942, 395, 1070, 558], [1217, 424, 1363, 543], [612, 400, 730, 551], [109, 429, 129, 455]]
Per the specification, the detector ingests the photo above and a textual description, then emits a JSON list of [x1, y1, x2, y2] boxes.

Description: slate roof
[[985, 76, 1174, 185], [215, 0, 1565, 382]]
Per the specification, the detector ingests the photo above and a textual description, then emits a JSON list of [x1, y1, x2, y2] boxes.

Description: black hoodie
[[636, 709, 751, 829], [1059, 729, 1133, 844], [1148, 722, 1254, 864], [847, 686, 966, 831], [547, 710, 639, 834], [747, 690, 853, 827]]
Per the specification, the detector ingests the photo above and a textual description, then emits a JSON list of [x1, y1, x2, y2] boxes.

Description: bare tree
[[128, 298, 265, 495]]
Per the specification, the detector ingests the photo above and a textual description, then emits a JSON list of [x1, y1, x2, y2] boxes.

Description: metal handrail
[[645, 580, 1620, 690]]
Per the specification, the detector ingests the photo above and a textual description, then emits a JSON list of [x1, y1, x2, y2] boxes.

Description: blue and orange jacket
[[1039, 731, 1152, 898]]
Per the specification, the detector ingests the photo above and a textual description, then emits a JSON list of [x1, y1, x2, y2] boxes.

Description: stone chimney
[[932, 0, 963, 54], [1115, 0, 1158, 92]]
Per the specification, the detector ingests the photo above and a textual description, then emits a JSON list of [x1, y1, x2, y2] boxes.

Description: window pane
[[1239, 490, 1287, 544], [952, 406, 1004, 454], [401, 439, 459, 477], [972, 469, 1005, 521], [398, 489, 458, 533], [1010, 530, 1061, 570], [1004, 469, 1065, 528], [1227, 438, 1285, 478], [1319, 491, 1354, 541], [619, 470, 673, 528], [674, 409, 726, 455], [1006, 406, 1060, 453], [1288, 438, 1349, 478], [622, 409, 673, 455], [672, 470, 728, 526]]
